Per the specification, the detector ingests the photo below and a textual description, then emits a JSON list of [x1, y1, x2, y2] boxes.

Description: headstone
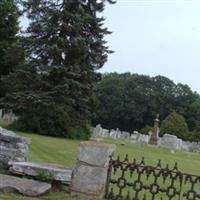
[[109, 129, 117, 139], [121, 131, 130, 139], [0, 109, 2, 119], [149, 114, 160, 145], [102, 129, 109, 137], [115, 128, 121, 139], [95, 124, 104, 137], [71, 141, 116, 199], [138, 134, 149, 144], [160, 134, 182, 150]]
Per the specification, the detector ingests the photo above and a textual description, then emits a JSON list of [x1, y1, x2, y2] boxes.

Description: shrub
[[160, 111, 189, 139], [11, 104, 71, 137], [68, 124, 91, 140]]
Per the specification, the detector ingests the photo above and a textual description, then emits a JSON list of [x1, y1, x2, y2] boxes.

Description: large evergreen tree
[[1, 0, 114, 137], [0, 0, 20, 77]]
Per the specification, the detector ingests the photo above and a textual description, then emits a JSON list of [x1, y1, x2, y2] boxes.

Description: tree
[[1, 0, 114, 137], [93, 73, 199, 134], [0, 0, 20, 77], [160, 111, 189, 139]]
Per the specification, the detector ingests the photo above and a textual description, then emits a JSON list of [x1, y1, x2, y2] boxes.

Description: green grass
[[0, 192, 88, 200], [13, 132, 200, 176], [19, 132, 81, 168], [1, 123, 200, 199]]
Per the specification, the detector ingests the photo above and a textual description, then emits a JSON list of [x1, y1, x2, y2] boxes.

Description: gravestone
[[0, 109, 2, 119], [160, 134, 182, 150], [121, 131, 130, 139], [149, 115, 160, 145]]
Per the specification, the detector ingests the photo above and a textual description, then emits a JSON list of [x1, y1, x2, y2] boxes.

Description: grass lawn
[[16, 131, 200, 175], [1, 124, 200, 199]]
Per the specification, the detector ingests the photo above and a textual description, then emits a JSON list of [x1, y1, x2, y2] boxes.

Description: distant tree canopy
[[0, 0, 114, 138], [0, 0, 24, 98], [160, 111, 189, 139], [0, 0, 21, 77], [93, 73, 200, 137]]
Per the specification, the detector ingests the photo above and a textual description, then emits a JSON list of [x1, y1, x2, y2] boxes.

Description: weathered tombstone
[[149, 114, 160, 145], [121, 131, 130, 139], [160, 134, 182, 150], [138, 134, 149, 144], [109, 129, 116, 139], [0, 109, 2, 119], [70, 141, 116, 199], [95, 124, 103, 136], [102, 129, 109, 137]]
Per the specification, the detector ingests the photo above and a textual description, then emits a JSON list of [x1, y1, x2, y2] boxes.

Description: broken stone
[[0, 174, 51, 197]]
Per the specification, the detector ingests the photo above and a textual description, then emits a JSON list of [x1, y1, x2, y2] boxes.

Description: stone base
[[71, 141, 116, 200], [70, 164, 107, 199]]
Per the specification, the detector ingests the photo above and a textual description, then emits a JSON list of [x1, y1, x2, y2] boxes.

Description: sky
[[101, 0, 200, 93], [20, 0, 200, 93]]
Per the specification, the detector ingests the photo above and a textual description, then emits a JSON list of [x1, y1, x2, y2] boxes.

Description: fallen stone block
[[9, 161, 72, 184], [0, 174, 51, 197]]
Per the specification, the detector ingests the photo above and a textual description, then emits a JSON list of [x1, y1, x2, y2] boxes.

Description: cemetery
[[1, 0, 200, 199], [93, 122, 200, 153], [1, 120, 200, 199]]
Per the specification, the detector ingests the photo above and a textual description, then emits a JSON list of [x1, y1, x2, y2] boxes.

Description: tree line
[[93, 73, 200, 141]]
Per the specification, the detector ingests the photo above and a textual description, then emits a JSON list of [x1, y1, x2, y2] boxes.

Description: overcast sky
[[101, 0, 200, 93], [20, 0, 200, 93]]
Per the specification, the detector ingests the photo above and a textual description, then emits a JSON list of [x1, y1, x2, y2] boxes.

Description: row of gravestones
[[0, 109, 18, 125], [92, 124, 200, 152]]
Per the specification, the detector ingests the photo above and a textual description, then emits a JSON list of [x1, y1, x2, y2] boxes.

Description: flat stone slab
[[9, 162, 72, 183], [0, 174, 51, 197]]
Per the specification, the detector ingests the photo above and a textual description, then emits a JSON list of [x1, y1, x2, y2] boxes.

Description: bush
[[10, 103, 92, 140], [188, 131, 200, 142], [68, 125, 91, 140], [10, 103, 73, 137], [160, 111, 188, 139]]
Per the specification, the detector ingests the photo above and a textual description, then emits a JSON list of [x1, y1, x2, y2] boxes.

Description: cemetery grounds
[[1, 124, 200, 199]]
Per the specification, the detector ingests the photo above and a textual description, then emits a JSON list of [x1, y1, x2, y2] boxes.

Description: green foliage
[[0, 0, 21, 77], [1, 1, 114, 139], [93, 73, 198, 134], [36, 170, 55, 183], [68, 125, 92, 140], [10, 104, 71, 137], [160, 111, 189, 139]]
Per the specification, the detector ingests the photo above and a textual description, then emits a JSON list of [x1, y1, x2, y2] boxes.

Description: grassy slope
[[18, 131, 200, 175], [1, 127, 200, 199]]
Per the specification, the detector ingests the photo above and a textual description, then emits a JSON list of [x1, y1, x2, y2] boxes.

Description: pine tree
[[1, 0, 114, 137], [0, 0, 20, 77]]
